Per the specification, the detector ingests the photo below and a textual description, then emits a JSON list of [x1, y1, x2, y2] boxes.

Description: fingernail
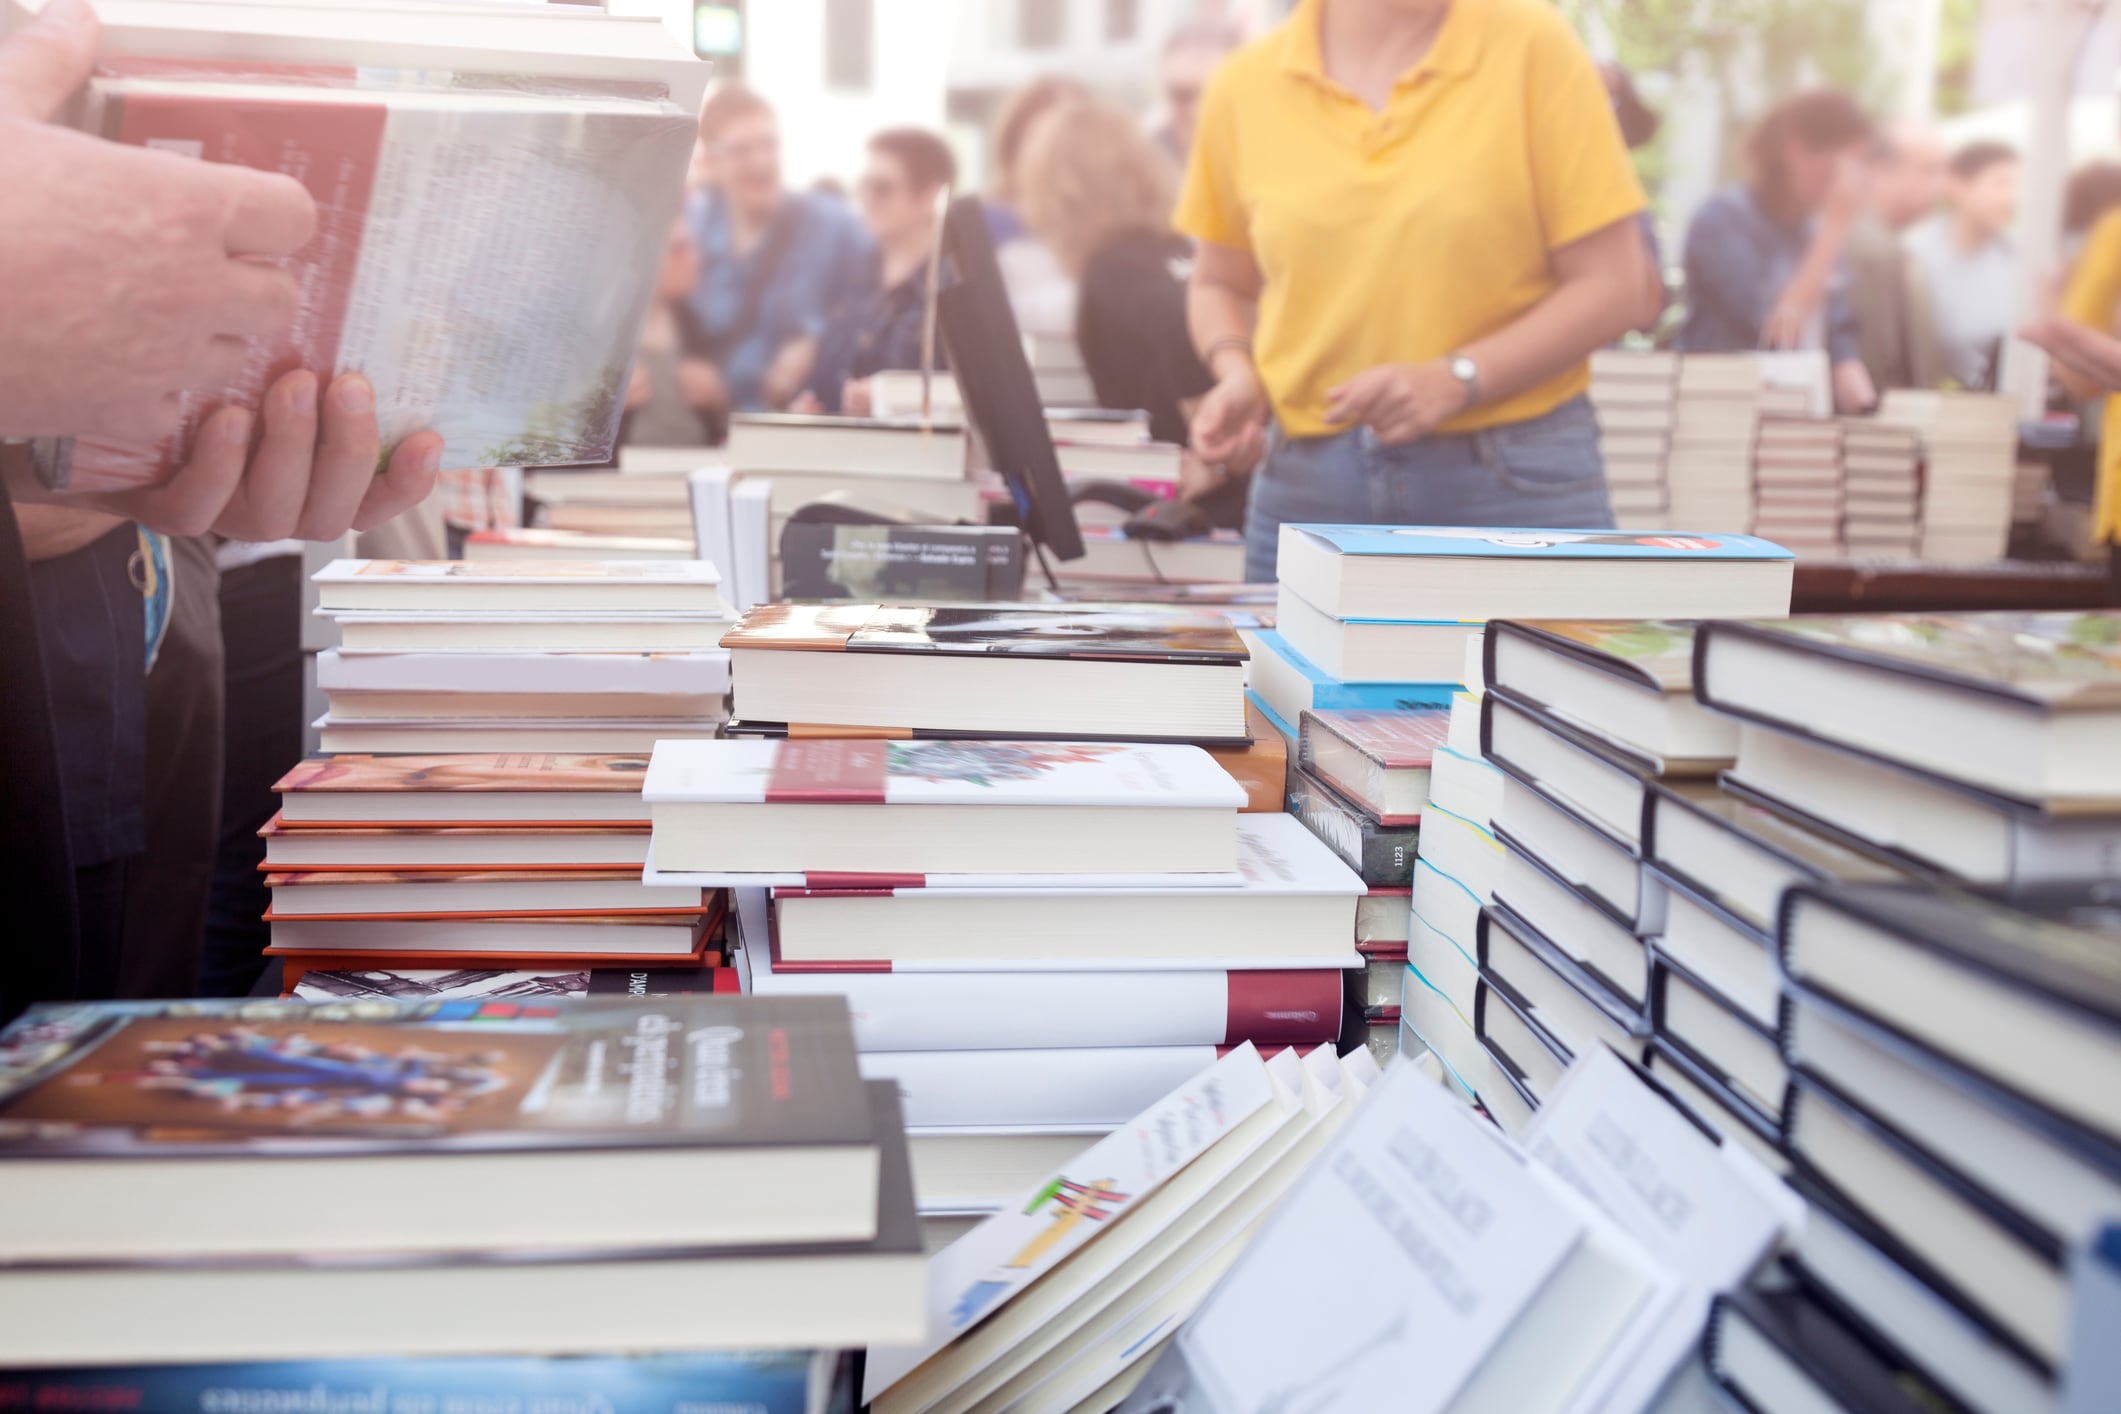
[[219, 408, 254, 446], [285, 372, 319, 416], [333, 377, 373, 416], [419, 442, 444, 478]]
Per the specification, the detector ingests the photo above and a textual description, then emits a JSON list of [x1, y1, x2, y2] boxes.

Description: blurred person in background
[[799, 129, 957, 416], [686, 82, 871, 426], [1152, 20, 1242, 165], [1180, 0, 1652, 582], [623, 221, 722, 446], [2035, 197, 2121, 597], [1017, 97, 1247, 526], [2064, 160, 2121, 266], [983, 75, 1089, 341], [1905, 140, 2021, 390], [1845, 117, 1948, 392], [1677, 89, 1876, 412], [1599, 62, 1669, 330]]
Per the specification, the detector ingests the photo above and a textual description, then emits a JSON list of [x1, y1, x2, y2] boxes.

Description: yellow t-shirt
[[2062, 210, 2121, 543], [1175, 0, 1646, 439]]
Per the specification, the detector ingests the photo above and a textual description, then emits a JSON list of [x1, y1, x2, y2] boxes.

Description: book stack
[[310, 559, 730, 755], [465, 527, 695, 562], [261, 753, 726, 987], [1309, 531, 1796, 1117], [1295, 706, 1452, 1060], [1588, 348, 1678, 531], [1839, 419, 1924, 558], [1879, 389, 2021, 561], [1667, 355, 1765, 533], [1751, 414, 1845, 559], [1024, 331, 1097, 408], [863, 1040, 1383, 1414], [0, 994, 924, 1365], [1110, 1044, 1795, 1414]]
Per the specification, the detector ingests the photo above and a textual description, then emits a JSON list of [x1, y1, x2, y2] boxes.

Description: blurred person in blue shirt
[[798, 129, 956, 415], [685, 83, 873, 429], [1677, 90, 1878, 412]]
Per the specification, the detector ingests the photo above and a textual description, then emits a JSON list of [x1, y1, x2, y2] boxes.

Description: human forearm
[[1460, 222, 1647, 408], [1187, 276, 1259, 383], [15, 499, 123, 562]]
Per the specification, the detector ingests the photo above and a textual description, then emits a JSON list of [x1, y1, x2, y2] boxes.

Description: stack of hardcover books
[[1839, 419, 1924, 558], [310, 559, 731, 755], [863, 1041, 1382, 1414], [1291, 706, 1449, 1059], [1588, 348, 1678, 532], [1751, 414, 1845, 559], [0, 994, 923, 1366], [1879, 389, 2021, 562], [1667, 355, 1766, 534], [640, 735, 1365, 1225], [262, 753, 725, 989]]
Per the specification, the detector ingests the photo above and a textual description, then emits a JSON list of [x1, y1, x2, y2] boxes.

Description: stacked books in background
[[1667, 354, 1764, 534], [1751, 414, 1845, 559], [1839, 419, 1924, 558], [465, 527, 695, 562], [310, 559, 730, 754], [864, 1041, 1382, 1414], [0, 995, 923, 1365], [641, 730, 1364, 1231], [1879, 389, 2021, 562], [1022, 331, 1097, 408], [262, 753, 726, 989], [1588, 348, 1677, 532]]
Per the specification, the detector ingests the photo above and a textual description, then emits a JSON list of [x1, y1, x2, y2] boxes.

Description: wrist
[[1442, 354, 1480, 413], [1205, 337, 1256, 386]]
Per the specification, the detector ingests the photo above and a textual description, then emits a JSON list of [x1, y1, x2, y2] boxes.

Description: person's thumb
[[0, 0, 99, 125]]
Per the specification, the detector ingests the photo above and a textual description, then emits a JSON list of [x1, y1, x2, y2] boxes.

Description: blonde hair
[[1016, 98, 1180, 278], [989, 75, 1089, 206]]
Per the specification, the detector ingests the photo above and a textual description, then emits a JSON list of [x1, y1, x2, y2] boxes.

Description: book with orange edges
[[258, 814, 650, 870], [274, 753, 650, 825], [265, 909, 718, 957], [1207, 700, 1292, 812], [265, 868, 707, 918]]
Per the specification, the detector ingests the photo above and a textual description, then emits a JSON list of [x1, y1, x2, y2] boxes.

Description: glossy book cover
[[725, 603, 1247, 664], [1301, 707, 1451, 769], [1501, 620, 1701, 693], [274, 754, 649, 796], [1721, 612, 2121, 709], [0, 995, 866, 1159]]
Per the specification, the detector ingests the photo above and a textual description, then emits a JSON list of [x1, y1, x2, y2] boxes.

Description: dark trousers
[[199, 554, 303, 997], [119, 535, 223, 998]]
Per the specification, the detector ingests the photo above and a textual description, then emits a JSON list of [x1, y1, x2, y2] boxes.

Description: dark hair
[[869, 128, 957, 194], [1949, 140, 2019, 182], [1600, 64, 1660, 150], [2066, 161, 2121, 237], [698, 81, 773, 144], [1747, 89, 1872, 216]]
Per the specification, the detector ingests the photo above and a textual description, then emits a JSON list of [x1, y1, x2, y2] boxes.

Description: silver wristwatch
[[1447, 354, 1481, 410]]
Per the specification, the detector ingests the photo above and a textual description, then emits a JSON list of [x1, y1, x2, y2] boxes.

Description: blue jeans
[[1242, 396, 1615, 583]]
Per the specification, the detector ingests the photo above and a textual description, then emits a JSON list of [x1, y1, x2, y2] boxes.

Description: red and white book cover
[[54, 64, 693, 491]]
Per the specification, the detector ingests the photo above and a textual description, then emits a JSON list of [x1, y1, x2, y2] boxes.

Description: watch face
[[1451, 357, 1477, 381]]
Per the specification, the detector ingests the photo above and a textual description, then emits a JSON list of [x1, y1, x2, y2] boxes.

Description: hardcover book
[[1486, 619, 1737, 773], [1285, 767, 1419, 886], [726, 604, 1250, 743], [1297, 707, 1449, 825], [0, 995, 876, 1263], [316, 647, 730, 698], [315, 560, 722, 615], [274, 754, 650, 826], [259, 816, 651, 871], [39, 54, 697, 491]]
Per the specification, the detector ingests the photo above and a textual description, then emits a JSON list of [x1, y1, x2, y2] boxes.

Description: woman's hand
[[1830, 358, 1877, 415], [2023, 315, 2121, 390], [1191, 363, 1269, 470], [92, 369, 441, 540], [1325, 361, 1470, 445]]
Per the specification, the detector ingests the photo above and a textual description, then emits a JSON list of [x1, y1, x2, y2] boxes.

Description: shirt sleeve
[[1682, 197, 1769, 343], [2064, 212, 2121, 333], [1524, 15, 1648, 251], [1172, 62, 1250, 254]]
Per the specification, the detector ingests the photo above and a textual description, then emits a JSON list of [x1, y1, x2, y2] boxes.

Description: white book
[[314, 716, 719, 755], [317, 647, 730, 697], [266, 915, 704, 955], [908, 1132, 1110, 1218], [1274, 586, 1481, 685], [1415, 803, 1506, 904], [325, 690, 724, 722], [858, 1047, 1251, 1132], [725, 414, 971, 481], [267, 871, 701, 918], [1408, 906, 1479, 1026], [1428, 746, 1507, 831], [314, 559, 721, 614], [330, 610, 730, 654], [1526, 1047, 1795, 1414], [1492, 773, 1641, 923], [686, 466, 739, 610], [863, 1045, 1279, 1407], [729, 478, 774, 610], [767, 814, 1361, 968], [1124, 1060, 1678, 1414], [1494, 847, 1646, 1010], [1447, 688, 1484, 755], [644, 738, 1242, 877]]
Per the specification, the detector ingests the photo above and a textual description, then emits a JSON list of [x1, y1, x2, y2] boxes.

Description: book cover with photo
[[43, 63, 695, 491], [725, 603, 1248, 664]]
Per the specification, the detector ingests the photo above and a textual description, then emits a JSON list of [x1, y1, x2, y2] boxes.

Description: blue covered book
[[1248, 630, 1454, 730], [1275, 523, 1795, 623]]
